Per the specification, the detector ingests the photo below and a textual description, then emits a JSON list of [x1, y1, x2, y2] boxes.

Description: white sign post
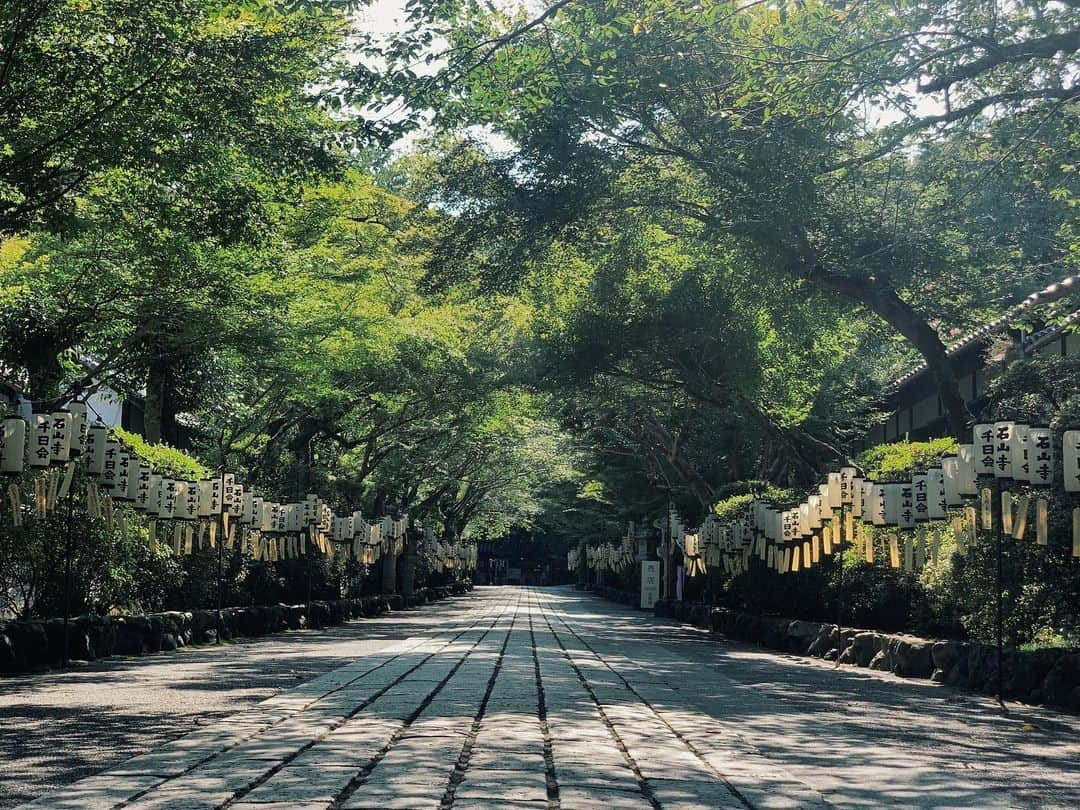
[[640, 560, 661, 610]]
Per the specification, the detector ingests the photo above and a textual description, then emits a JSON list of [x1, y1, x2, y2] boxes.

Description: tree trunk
[[807, 266, 971, 438], [143, 358, 167, 443]]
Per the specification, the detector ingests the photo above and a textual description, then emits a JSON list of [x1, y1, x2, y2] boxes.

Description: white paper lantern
[[101, 440, 121, 490], [942, 458, 963, 507], [869, 484, 886, 526], [898, 482, 916, 528], [171, 481, 188, 519], [826, 474, 843, 509], [85, 423, 107, 475], [798, 503, 811, 536], [241, 492, 254, 525], [29, 414, 51, 467], [1011, 425, 1031, 482], [973, 424, 996, 476], [912, 475, 930, 522], [184, 481, 199, 519], [146, 475, 163, 516], [115, 451, 133, 499], [957, 445, 978, 495], [48, 411, 72, 464], [260, 501, 273, 532], [993, 421, 1015, 479], [1064, 430, 1080, 493], [926, 468, 946, 519], [67, 402, 87, 456], [1, 417, 26, 474], [134, 464, 152, 511], [883, 483, 902, 526], [197, 479, 214, 517], [1027, 428, 1054, 487], [228, 481, 243, 518], [286, 503, 302, 533], [807, 495, 823, 529]]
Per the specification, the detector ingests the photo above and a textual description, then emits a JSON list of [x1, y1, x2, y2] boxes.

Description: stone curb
[[0, 580, 473, 675], [589, 587, 1079, 714]]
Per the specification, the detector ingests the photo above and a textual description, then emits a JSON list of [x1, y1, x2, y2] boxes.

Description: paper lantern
[[926, 468, 946, 519], [145, 475, 163, 516], [897, 482, 915, 528], [101, 440, 121, 490], [183, 482, 199, 519], [240, 492, 254, 525], [1064, 431, 1080, 493], [260, 502, 273, 532], [1027, 428, 1053, 486], [133, 464, 152, 510], [993, 421, 1014, 478], [1011, 425, 1031, 481], [251, 496, 263, 526], [115, 451, 133, 500], [67, 402, 87, 456], [957, 445, 978, 495], [912, 475, 929, 522], [824, 475, 842, 509], [227, 482, 243, 518], [973, 424, 996, 475], [797, 503, 811, 537], [85, 423, 107, 475], [840, 467, 857, 504], [29, 414, 51, 467], [172, 481, 190, 519], [48, 411, 72, 464], [0, 417, 26, 474], [807, 496, 823, 530], [286, 503, 302, 533], [943, 458, 963, 507], [197, 480, 214, 517], [881, 484, 900, 526]]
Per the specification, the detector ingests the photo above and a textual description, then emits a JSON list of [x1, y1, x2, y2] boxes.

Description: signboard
[[640, 561, 661, 610]]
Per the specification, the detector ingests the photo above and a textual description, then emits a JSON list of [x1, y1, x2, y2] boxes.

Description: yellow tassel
[[792, 545, 801, 572], [209, 521, 217, 548], [148, 519, 158, 553], [864, 525, 875, 564], [45, 468, 59, 511], [1036, 499, 1048, 546], [104, 495, 114, 532], [812, 534, 821, 563], [980, 488, 993, 530], [822, 525, 832, 555], [8, 483, 22, 527], [845, 511, 854, 544], [172, 523, 182, 554], [903, 534, 913, 571], [889, 534, 900, 569], [1012, 495, 1029, 541], [1073, 509, 1080, 559], [930, 528, 940, 566], [58, 461, 75, 500], [1001, 491, 1014, 535]]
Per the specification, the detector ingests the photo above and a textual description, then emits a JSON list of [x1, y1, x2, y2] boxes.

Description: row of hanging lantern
[[576, 421, 1080, 580], [0, 408, 476, 571], [577, 525, 636, 574], [681, 422, 1079, 578]]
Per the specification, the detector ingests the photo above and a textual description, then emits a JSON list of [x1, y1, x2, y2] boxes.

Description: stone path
[[14, 587, 1080, 809]]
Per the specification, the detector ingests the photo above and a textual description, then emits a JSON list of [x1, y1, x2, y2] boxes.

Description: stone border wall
[[0, 580, 472, 675], [589, 586, 1078, 714]]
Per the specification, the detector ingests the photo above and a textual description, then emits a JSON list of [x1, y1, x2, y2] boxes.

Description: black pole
[[994, 476, 1005, 710], [62, 485, 74, 668], [835, 504, 843, 669], [216, 466, 225, 645]]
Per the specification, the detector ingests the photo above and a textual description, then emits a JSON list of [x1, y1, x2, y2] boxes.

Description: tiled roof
[[887, 275, 1079, 393]]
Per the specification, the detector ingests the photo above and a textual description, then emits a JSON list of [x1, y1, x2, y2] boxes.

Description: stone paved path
[[14, 587, 1080, 809]]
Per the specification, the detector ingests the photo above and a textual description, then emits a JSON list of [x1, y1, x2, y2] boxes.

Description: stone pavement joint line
[[15, 586, 1080, 810], [544, 605, 758, 810], [435, 594, 518, 809], [526, 603, 560, 809]]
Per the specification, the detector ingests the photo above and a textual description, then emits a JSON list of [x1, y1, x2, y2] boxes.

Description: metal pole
[[994, 476, 1005, 709], [835, 503, 844, 669], [62, 486, 74, 668], [216, 466, 225, 645]]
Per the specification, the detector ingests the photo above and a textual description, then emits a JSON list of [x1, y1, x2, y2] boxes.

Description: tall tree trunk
[[807, 266, 971, 438], [143, 357, 168, 443]]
